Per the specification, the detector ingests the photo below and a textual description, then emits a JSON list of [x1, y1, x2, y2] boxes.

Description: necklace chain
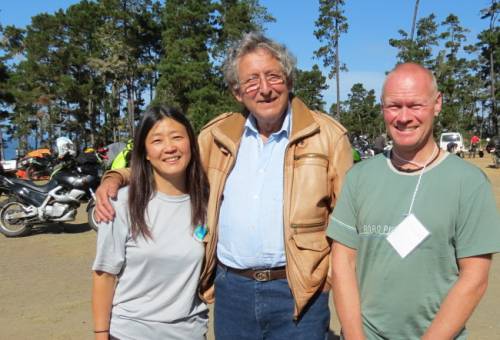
[[402, 144, 439, 215], [391, 144, 439, 170]]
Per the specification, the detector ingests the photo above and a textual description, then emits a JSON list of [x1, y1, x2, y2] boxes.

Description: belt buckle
[[253, 269, 271, 282]]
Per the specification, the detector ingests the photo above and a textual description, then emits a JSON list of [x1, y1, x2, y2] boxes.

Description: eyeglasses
[[240, 72, 286, 94]]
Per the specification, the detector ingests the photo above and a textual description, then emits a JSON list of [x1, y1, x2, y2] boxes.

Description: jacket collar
[[211, 95, 320, 155], [211, 113, 247, 156], [289, 95, 320, 143]]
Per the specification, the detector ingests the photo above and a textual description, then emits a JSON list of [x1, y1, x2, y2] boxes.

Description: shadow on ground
[[24, 222, 91, 236]]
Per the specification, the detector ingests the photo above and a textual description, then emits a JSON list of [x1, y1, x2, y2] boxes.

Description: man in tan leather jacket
[[95, 32, 352, 339]]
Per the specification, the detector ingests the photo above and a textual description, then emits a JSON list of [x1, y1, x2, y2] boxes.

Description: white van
[[439, 132, 465, 156]]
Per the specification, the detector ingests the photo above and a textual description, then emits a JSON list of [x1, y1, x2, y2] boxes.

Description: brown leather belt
[[219, 262, 287, 282]]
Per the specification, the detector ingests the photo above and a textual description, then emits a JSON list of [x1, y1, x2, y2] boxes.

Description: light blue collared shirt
[[217, 105, 292, 269]]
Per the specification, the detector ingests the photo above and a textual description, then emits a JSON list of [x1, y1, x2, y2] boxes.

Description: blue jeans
[[214, 264, 330, 340]]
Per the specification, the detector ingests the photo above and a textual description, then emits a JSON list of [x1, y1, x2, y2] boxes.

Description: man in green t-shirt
[[328, 63, 500, 339]]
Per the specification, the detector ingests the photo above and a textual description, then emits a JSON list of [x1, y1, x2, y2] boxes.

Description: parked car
[[439, 132, 465, 157], [0, 160, 17, 176]]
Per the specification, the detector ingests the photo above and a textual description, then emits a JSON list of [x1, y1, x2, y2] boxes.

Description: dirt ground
[[0, 156, 499, 340]]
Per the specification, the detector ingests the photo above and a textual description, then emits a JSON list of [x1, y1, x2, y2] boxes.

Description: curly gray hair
[[223, 32, 297, 92]]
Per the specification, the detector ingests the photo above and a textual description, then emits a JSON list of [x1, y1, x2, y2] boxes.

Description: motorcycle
[[75, 149, 107, 233], [352, 135, 375, 161], [0, 139, 100, 237], [86, 141, 133, 232], [16, 153, 55, 180]]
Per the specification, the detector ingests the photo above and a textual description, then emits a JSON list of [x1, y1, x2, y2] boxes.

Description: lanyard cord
[[391, 145, 439, 216], [392, 146, 435, 168]]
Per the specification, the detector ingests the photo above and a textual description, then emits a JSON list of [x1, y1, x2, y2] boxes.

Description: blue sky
[[261, 0, 492, 106], [0, 1, 493, 158], [0, 0, 491, 106]]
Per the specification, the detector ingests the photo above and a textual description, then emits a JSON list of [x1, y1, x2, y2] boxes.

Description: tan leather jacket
[[103, 96, 352, 318], [198, 96, 352, 318]]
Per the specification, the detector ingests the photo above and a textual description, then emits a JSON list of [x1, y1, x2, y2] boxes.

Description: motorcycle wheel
[[0, 199, 31, 237], [87, 200, 99, 232]]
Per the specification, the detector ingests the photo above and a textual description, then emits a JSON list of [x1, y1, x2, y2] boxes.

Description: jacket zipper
[[286, 126, 321, 319]]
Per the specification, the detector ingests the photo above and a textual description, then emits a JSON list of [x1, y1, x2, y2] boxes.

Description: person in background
[[373, 133, 387, 154], [470, 134, 480, 158], [329, 63, 500, 339], [92, 105, 209, 340], [446, 140, 458, 154], [111, 139, 133, 169], [94, 32, 353, 339]]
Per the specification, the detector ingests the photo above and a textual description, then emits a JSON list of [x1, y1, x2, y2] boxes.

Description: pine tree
[[156, 0, 273, 131], [389, 14, 439, 67], [434, 14, 471, 134], [314, 0, 348, 118], [155, 0, 217, 131], [0, 25, 16, 116], [293, 65, 328, 112], [212, 0, 275, 62], [478, 0, 499, 135], [341, 83, 381, 137], [61, 0, 106, 148], [88, 0, 162, 141]]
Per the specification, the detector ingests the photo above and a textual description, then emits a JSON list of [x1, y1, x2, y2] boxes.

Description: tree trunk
[[335, 1, 341, 119], [491, 49, 498, 135], [88, 90, 95, 147], [358, 113, 363, 135], [410, 0, 420, 42], [48, 105, 54, 149], [127, 78, 135, 137], [36, 117, 42, 149], [112, 82, 119, 143], [488, 0, 498, 135], [0, 128, 4, 161]]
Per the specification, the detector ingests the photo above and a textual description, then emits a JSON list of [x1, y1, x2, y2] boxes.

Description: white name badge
[[386, 214, 430, 258]]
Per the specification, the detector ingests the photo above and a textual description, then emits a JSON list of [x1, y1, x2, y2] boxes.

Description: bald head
[[381, 62, 442, 159], [381, 63, 438, 104]]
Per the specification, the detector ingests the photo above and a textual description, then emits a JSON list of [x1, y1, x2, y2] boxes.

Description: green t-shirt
[[327, 153, 500, 340]]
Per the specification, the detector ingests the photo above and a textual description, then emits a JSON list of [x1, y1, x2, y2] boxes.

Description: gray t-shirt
[[328, 153, 500, 339], [93, 187, 207, 340]]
